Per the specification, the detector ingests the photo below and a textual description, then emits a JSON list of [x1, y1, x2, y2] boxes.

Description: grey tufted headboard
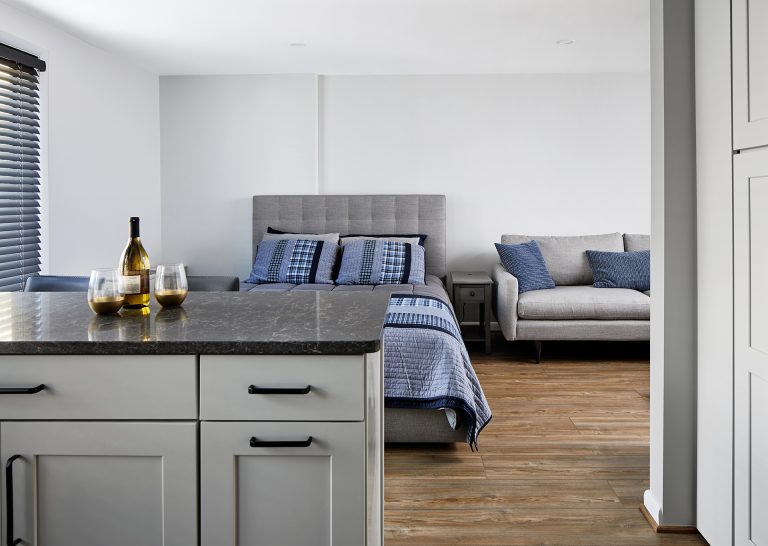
[[252, 195, 446, 278]]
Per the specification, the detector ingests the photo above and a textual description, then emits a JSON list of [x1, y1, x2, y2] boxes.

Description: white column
[[646, 0, 698, 528]]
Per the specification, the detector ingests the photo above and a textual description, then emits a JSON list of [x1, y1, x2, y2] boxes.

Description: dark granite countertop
[[0, 291, 390, 355]]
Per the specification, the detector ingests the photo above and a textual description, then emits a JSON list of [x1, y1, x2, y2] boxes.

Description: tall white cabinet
[[734, 148, 768, 546], [733, 1, 768, 544], [698, 0, 768, 544]]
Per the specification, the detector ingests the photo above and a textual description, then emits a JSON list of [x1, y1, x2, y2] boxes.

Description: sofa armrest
[[492, 263, 519, 341]]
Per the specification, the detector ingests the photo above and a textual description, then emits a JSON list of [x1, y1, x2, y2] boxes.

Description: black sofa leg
[[533, 341, 542, 363]]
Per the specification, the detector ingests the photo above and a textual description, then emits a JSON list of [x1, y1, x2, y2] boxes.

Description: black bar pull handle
[[6, 454, 22, 546], [0, 384, 45, 395], [248, 385, 311, 395], [250, 437, 313, 448]]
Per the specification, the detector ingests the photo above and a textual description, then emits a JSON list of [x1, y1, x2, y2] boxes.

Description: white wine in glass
[[88, 268, 125, 315], [155, 264, 188, 307]]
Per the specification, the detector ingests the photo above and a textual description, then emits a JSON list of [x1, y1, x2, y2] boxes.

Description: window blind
[[0, 46, 45, 291]]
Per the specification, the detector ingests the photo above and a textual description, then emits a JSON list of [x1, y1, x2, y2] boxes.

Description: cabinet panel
[[201, 420, 365, 546], [200, 355, 364, 421], [1, 421, 197, 546], [734, 149, 768, 544], [749, 374, 768, 544], [733, 0, 768, 149], [238, 454, 331, 543], [0, 355, 197, 420]]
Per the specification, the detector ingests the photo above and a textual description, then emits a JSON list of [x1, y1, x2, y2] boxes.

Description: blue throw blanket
[[383, 293, 492, 449]]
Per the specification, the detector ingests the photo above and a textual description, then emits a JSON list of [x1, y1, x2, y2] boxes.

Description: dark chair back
[[24, 275, 89, 292], [187, 275, 240, 292], [24, 274, 240, 293]]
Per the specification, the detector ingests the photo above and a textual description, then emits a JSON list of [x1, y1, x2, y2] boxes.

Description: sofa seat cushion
[[517, 285, 650, 320]]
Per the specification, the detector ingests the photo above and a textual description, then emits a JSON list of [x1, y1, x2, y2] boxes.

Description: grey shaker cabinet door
[[1, 421, 197, 546], [734, 149, 768, 545], [201, 421, 365, 546], [733, 0, 768, 149]]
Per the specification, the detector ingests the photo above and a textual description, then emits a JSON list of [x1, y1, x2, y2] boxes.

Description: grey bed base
[[252, 194, 465, 443]]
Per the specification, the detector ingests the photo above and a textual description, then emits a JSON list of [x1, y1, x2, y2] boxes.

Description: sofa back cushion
[[500, 233, 624, 285], [624, 233, 650, 252]]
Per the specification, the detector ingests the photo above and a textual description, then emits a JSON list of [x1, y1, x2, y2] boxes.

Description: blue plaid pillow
[[495, 241, 555, 293], [336, 240, 426, 285], [586, 249, 650, 291], [248, 239, 339, 284]]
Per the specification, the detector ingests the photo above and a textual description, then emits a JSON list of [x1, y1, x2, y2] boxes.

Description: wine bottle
[[119, 217, 150, 309]]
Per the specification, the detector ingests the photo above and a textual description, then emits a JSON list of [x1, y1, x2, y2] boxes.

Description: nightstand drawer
[[457, 286, 486, 303], [200, 355, 365, 421], [0, 355, 197, 420]]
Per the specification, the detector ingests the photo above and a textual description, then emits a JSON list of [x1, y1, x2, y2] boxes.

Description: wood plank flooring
[[383, 339, 708, 545]]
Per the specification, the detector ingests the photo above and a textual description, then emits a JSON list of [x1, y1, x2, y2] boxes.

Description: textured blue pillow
[[248, 239, 339, 284], [495, 241, 555, 293], [337, 240, 425, 285], [585, 249, 650, 291]]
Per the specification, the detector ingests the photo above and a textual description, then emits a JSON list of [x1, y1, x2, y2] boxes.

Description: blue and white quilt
[[383, 293, 492, 449]]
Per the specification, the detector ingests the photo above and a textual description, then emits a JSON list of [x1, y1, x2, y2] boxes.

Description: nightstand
[[449, 271, 493, 353]]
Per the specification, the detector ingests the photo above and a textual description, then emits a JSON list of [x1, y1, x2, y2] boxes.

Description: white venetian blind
[[0, 47, 44, 291]]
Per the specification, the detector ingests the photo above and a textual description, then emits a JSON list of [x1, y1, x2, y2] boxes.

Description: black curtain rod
[[0, 43, 46, 72]]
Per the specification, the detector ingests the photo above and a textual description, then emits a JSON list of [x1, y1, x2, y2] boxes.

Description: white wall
[[159, 75, 318, 277], [0, 1, 161, 275], [321, 74, 650, 271], [160, 73, 650, 277]]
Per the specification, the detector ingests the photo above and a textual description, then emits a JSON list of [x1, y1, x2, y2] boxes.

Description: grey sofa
[[492, 233, 650, 361]]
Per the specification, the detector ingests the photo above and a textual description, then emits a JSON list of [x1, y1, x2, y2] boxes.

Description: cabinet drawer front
[[0, 355, 197, 420], [200, 355, 364, 421], [458, 286, 485, 303]]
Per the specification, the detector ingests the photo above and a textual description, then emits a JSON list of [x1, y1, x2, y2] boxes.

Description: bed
[[242, 194, 490, 445]]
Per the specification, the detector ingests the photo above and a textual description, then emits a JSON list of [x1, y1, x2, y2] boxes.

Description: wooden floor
[[383, 339, 708, 545]]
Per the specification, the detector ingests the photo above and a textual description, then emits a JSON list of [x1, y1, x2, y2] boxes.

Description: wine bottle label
[[121, 275, 141, 295]]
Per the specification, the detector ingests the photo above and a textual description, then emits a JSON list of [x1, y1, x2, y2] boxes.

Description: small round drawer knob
[[469, 291, 475, 296]]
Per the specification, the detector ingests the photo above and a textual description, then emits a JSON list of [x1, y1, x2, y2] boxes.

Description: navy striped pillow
[[248, 239, 339, 284], [495, 241, 555, 293], [337, 240, 426, 285], [585, 250, 650, 291]]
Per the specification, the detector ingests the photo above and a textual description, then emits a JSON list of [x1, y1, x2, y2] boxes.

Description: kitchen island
[[0, 291, 389, 546]]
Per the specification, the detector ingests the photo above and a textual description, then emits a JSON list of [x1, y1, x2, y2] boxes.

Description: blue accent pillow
[[585, 249, 650, 291], [337, 240, 425, 285], [248, 239, 339, 285], [495, 241, 555, 293]]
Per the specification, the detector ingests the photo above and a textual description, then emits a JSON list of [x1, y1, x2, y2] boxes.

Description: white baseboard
[[643, 489, 662, 526]]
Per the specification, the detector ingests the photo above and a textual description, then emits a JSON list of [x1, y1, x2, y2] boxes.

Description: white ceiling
[[2, 0, 650, 75]]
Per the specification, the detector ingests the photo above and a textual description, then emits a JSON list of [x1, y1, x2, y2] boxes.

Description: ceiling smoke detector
[[556, 39, 576, 45]]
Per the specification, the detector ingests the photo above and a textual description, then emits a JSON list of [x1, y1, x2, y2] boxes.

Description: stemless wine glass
[[87, 268, 125, 315], [154, 264, 188, 307]]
